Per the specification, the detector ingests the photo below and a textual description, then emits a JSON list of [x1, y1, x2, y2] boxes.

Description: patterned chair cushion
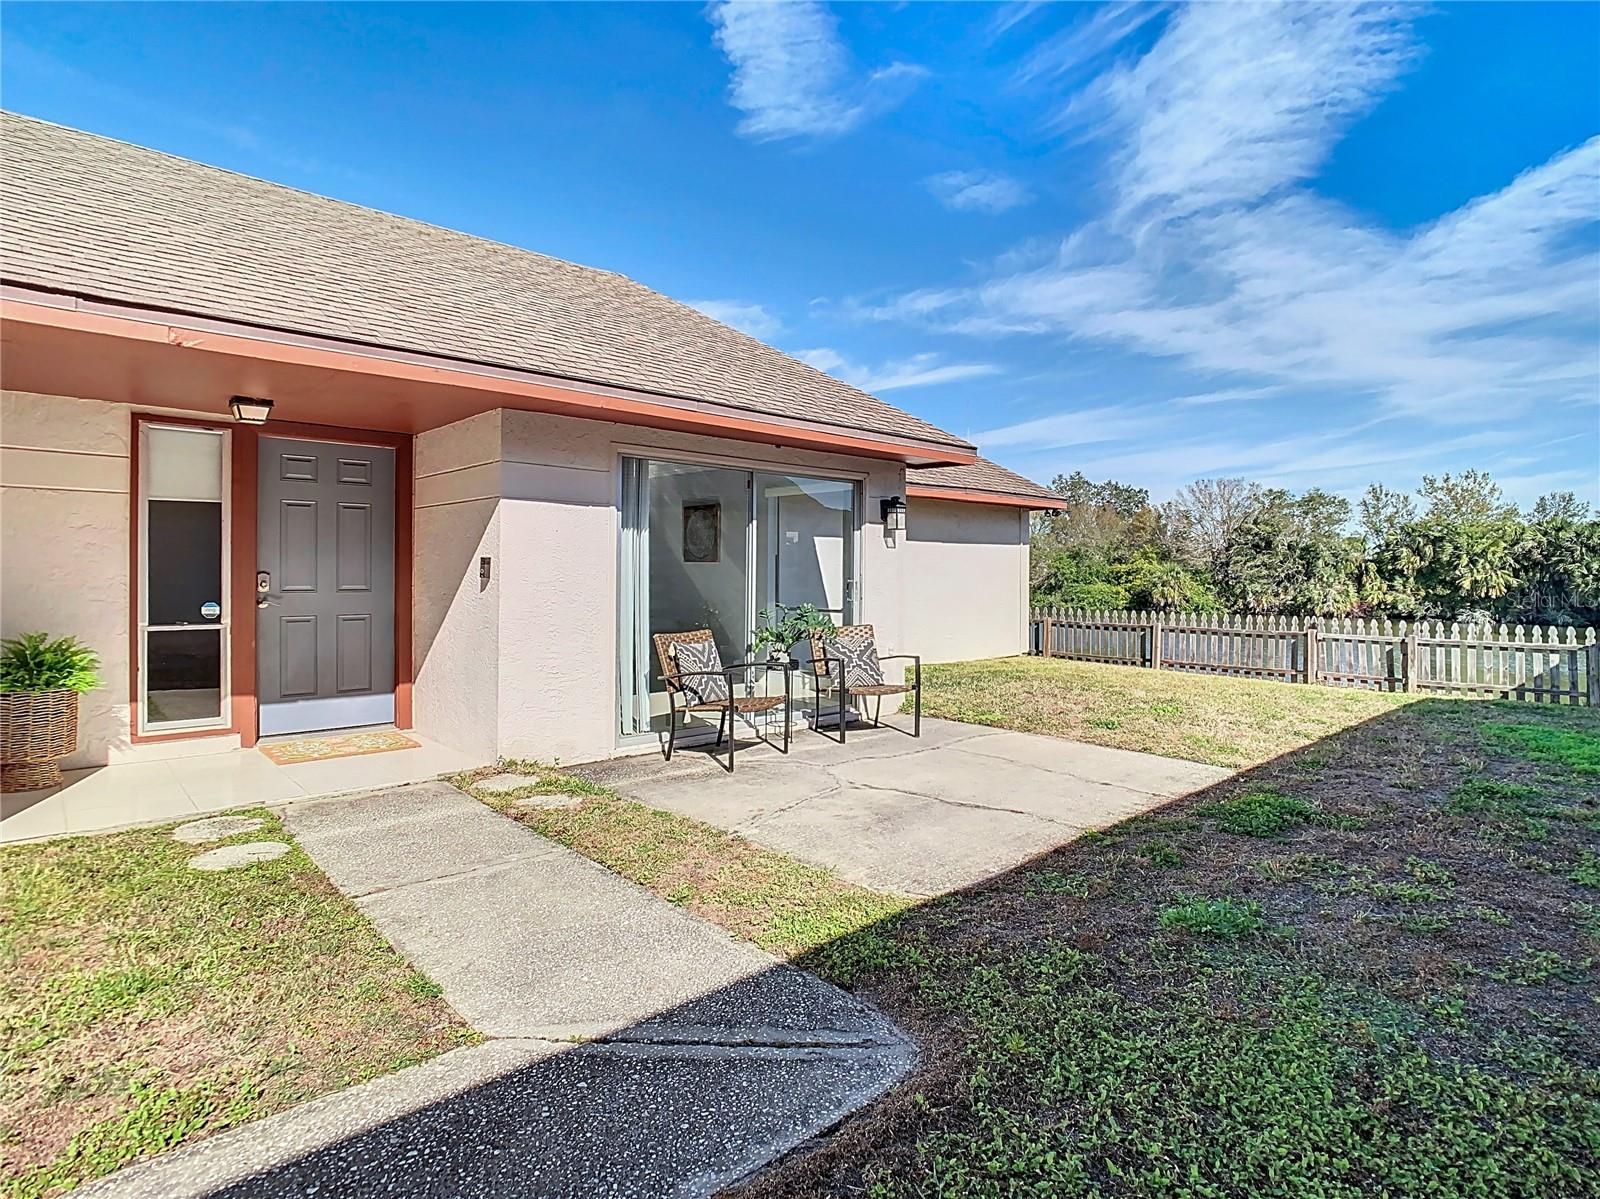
[[823, 628, 885, 688], [671, 638, 729, 705]]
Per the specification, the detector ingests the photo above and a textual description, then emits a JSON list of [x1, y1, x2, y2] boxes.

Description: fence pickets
[[1029, 608, 1599, 706]]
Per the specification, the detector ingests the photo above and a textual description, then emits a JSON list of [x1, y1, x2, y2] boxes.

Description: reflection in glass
[[145, 629, 223, 724]]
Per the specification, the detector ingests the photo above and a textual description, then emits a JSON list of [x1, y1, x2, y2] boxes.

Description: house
[[0, 112, 1063, 770]]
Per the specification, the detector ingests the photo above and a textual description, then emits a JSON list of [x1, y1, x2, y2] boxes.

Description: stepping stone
[[511, 792, 586, 810], [474, 773, 545, 794], [173, 815, 266, 844], [189, 841, 291, 871]]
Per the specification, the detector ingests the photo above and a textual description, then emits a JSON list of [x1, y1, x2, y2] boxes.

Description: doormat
[[258, 730, 420, 766]]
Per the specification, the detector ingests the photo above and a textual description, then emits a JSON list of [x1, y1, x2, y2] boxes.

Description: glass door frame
[[615, 449, 864, 746], [135, 420, 233, 736]]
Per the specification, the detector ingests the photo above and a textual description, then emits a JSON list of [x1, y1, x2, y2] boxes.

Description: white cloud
[[925, 169, 1033, 214], [1015, 1, 1169, 86], [687, 299, 781, 340], [858, 2, 1600, 427], [707, 1, 925, 141], [797, 348, 1000, 393]]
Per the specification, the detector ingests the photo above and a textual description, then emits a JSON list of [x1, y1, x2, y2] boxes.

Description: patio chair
[[808, 624, 921, 743], [652, 629, 792, 771]]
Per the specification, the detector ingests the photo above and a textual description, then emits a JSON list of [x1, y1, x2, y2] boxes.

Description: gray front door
[[258, 436, 396, 736]]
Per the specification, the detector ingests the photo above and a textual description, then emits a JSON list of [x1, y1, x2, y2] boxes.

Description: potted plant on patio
[[750, 603, 834, 668], [0, 633, 100, 793]]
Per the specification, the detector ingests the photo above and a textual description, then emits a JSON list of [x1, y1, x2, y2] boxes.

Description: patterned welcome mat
[[258, 730, 421, 766]]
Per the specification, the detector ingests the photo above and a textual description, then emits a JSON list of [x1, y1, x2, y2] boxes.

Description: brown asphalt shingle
[[908, 457, 1064, 504], [1, 112, 970, 451]]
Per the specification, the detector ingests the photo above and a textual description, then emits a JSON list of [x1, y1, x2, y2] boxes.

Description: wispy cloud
[[1015, 1, 1169, 87], [707, 1, 925, 141], [798, 348, 1000, 393], [687, 298, 781, 340], [857, 3, 1600, 428], [925, 169, 1033, 214]]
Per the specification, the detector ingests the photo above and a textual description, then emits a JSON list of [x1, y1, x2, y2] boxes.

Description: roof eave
[[905, 482, 1067, 510], [1, 285, 977, 466]]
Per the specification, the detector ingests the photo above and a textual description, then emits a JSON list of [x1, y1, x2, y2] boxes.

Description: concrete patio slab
[[749, 778, 1073, 895], [0, 733, 486, 844], [582, 717, 1233, 896]]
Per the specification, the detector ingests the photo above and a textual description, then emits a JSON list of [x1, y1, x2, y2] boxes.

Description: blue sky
[[4, 2, 1597, 508]]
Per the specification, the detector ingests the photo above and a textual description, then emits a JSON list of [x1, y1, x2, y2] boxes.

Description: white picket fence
[[1029, 608, 1600, 705]]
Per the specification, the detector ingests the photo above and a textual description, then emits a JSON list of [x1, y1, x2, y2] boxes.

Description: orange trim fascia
[[2, 296, 977, 466], [230, 427, 259, 746], [129, 411, 243, 745], [128, 414, 413, 747], [906, 483, 1067, 510]]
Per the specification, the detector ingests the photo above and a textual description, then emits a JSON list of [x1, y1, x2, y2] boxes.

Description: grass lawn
[[916, 655, 1419, 768], [0, 809, 477, 1198], [451, 764, 911, 958], [457, 679, 1600, 1197]]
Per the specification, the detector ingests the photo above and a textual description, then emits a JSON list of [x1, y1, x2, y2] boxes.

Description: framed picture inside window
[[683, 502, 720, 563]]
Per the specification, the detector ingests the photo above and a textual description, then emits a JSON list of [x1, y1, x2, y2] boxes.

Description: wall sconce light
[[229, 395, 275, 424], [880, 495, 908, 533]]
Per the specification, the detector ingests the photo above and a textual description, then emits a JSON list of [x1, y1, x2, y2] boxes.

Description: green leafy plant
[[0, 633, 101, 693], [749, 603, 834, 658], [1157, 896, 1265, 938], [1200, 787, 1314, 837]]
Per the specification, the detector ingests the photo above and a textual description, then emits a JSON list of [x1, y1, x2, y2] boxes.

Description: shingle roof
[[1, 112, 970, 452], [908, 457, 1065, 505]]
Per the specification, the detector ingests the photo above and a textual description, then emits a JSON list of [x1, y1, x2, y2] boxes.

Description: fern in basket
[[0, 633, 101, 693]]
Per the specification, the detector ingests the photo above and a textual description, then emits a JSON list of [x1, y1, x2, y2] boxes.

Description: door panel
[[258, 437, 396, 735]]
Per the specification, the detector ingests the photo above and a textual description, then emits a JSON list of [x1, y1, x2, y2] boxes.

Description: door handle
[[256, 570, 274, 608]]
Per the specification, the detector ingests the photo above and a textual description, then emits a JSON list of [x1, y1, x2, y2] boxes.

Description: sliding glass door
[[618, 456, 858, 740]]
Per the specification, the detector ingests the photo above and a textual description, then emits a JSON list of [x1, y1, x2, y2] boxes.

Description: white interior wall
[[903, 498, 1030, 663]]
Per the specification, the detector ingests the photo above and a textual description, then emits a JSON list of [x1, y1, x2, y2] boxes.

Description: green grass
[[0, 811, 475, 1197], [450, 762, 912, 959], [915, 656, 1418, 768], [1485, 722, 1600, 775], [454, 689, 1600, 1199], [1157, 897, 1266, 937], [1201, 787, 1315, 836]]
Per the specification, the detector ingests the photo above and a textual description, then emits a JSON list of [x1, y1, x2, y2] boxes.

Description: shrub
[[0, 633, 101, 693]]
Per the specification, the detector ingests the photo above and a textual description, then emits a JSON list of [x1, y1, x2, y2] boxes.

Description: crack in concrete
[[952, 739, 1227, 798], [343, 849, 562, 899]]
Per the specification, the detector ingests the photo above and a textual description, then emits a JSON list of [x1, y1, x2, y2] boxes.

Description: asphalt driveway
[[574, 717, 1233, 896]]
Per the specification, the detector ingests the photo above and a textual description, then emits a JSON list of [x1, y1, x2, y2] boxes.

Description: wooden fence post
[[1588, 641, 1599, 707], [1402, 634, 1418, 693], [1150, 616, 1163, 670], [1304, 623, 1319, 686]]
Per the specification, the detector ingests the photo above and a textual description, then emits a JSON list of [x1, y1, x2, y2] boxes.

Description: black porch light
[[880, 495, 908, 533], [229, 395, 275, 425]]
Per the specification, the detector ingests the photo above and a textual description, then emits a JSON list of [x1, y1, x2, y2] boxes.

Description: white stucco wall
[[3, 390, 1028, 772], [903, 498, 1030, 663], [413, 410, 503, 762], [0, 391, 133, 766], [410, 408, 914, 765]]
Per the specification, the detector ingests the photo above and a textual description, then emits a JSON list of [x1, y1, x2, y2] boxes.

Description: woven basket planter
[[0, 689, 79, 793]]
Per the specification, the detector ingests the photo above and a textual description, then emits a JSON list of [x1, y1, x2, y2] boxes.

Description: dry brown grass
[[918, 655, 1418, 768]]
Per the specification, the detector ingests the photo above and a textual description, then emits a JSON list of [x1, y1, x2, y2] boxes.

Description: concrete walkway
[[82, 783, 911, 1199], [578, 718, 1232, 896]]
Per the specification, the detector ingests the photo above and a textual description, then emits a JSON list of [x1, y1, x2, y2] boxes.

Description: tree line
[[1030, 469, 1600, 626]]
